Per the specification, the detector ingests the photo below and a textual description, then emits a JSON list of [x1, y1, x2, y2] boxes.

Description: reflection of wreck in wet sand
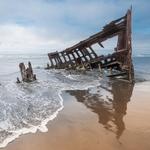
[[67, 81, 134, 139]]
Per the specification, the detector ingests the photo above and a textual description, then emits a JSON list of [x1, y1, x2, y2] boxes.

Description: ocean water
[[0, 54, 101, 148], [133, 57, 150, 81], [0, 54, 149, 148]]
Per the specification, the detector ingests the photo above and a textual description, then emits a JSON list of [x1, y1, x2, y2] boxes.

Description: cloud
[[0, 24, 77, 53], [0, 0, 149, 54]]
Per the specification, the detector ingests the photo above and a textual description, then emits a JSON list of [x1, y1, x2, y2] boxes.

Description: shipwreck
[[47, 8, 134, 83]]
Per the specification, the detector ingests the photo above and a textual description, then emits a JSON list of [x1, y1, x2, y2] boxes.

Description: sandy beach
[[1, 80, 150, 150]]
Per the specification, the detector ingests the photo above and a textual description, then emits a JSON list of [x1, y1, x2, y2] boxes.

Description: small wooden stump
[[17, 62, 36, 83]]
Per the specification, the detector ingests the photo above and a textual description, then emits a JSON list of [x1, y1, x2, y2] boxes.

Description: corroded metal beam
[[47, 8, 134, 83], [17, 62, 36, 83]]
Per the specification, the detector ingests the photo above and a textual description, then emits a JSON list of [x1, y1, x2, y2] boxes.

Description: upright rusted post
[[61, 52, 67, 64], [117, 31, 126, 50], [89, 46, 98, 58], [71, 52, 76, 60], [19, 63, 26, 81], [28, 62, 33, 78], [125, 8, 134, 82], [79, 48, 88, 62], [66, 53, 74, 67], [83, 48, 93, 60], [54, 57, 58, 66], [50, 59, 54, 67], [74, 49, 81, 58], [18, 62, 37, 83], [56, 54, 63, 64]]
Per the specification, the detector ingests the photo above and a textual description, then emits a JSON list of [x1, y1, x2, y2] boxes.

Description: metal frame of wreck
[[47, 8, 134, 83]]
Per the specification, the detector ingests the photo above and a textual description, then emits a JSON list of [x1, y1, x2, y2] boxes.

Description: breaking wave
[[0, 69, 100, 148]]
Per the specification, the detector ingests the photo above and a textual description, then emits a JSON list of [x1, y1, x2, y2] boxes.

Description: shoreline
[[0, 91, 64, 149], [2, 80, 150, 150]]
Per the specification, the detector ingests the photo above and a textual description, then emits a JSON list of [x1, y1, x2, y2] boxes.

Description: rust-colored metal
[[47, 8, 134, 83], [17, 62, 36, 83]]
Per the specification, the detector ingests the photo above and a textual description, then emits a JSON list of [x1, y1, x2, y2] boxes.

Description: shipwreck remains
[[17, 62, 37, 83], [47, 8, 134, 82]]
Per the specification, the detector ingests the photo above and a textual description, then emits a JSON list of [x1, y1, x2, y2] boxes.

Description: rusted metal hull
[[47, 8, 134, 83], [18, 62, 37, 83]]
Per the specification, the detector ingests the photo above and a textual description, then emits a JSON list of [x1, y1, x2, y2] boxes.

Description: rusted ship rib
[[47, 8, 134, 83]]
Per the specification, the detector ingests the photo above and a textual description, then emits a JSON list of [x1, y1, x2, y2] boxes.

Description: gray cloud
[[0, 0, 149, 54]]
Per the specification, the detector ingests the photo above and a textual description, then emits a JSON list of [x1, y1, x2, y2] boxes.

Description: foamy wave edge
[[0, 91, 64, 149], [0, 74, 101, 148]]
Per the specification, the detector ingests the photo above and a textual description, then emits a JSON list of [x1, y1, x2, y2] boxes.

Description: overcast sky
[[0, 0, 149, 55]]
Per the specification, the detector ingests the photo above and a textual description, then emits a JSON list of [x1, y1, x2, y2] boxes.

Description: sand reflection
[[67, 80, 134, 139]]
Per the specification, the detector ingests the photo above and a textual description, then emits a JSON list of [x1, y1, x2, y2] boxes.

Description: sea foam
[[0, 69, 100, 148]]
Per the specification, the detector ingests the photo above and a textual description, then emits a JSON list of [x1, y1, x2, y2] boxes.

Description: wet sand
[[2, 80, 150, 150]]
